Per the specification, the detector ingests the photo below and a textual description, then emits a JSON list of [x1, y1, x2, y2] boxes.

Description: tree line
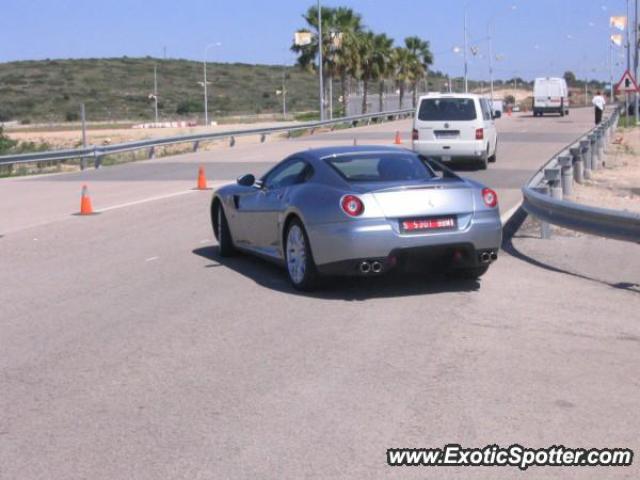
[[291, 5, 433, 115]]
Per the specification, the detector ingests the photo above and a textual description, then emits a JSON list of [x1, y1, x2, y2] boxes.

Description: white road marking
[[200, 239, 210, 244], [145, 256, 159, 262], [95, 190, 199, 213], [500, 201, 523, 225]]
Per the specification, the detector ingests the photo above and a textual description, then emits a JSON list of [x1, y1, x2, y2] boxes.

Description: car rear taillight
[[412, 128, 419, 141], [482, 188, 498, 208], [341, 195, 364, 217], [475, 128, 484, 140]]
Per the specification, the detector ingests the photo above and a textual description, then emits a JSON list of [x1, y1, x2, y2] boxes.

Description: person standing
[[592, 90, 606, 124]]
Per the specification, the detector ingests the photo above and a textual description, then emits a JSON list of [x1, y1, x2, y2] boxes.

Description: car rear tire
[[488, 142, 497, 163], [215, 203, 235, 257], [450, 265, 489, 279], [284, 219, 318, 291], [478, 148, 489, 170]]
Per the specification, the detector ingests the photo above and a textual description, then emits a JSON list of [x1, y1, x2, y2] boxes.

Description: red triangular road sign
[[615, 69, 639, 93]]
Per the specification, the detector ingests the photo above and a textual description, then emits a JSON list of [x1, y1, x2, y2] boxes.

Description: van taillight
[[475, 128, 484, 140], [412, 128, 419, 141]]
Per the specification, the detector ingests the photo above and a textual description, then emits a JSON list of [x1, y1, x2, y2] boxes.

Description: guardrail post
[[569, 145, 583, 184], [597, 127, 605, 167], [533, 185, 552, 239], [580, 139, 591, 180], [192, 141, 200, 152], [229, 136, 236, 147], [260, 133, 267, 143], [148, 146, 155, 159], [93, 146, 102, 169], [589, 133, 599, 171], [557, 155, 573, 197], [544, 167, 563, 200]]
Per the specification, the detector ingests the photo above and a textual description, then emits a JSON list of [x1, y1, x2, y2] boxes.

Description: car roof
[[418, 93, 483, 101], [301, 145, 414, 161]]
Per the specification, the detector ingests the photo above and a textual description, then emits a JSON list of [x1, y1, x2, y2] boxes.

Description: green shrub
[[0, 127, 18, 154]]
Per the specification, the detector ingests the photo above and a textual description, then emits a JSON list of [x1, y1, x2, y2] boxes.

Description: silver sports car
[[211, 146, 502, 290]]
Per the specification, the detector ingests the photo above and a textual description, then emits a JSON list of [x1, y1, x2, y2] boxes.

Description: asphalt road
[[1, 108, 594, 234], [2, 108, 638, 479]]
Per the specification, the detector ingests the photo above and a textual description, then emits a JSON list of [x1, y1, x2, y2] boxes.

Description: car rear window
[[418, 98, 477, 121], [325, 153, 435, 182]]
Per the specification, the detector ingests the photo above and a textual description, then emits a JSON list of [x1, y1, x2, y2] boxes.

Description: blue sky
[[0, 0, 631, 81]]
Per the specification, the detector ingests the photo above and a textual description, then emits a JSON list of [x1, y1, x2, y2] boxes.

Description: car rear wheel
[[215, 203, 235, 257], [489, 142, 497, 163], [285, 219, 318, 291], [478, 147, 489, 170]]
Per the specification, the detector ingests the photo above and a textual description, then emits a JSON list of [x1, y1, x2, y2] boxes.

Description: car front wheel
[[215, 203, 235, 257], [285, 219, 318, 291]]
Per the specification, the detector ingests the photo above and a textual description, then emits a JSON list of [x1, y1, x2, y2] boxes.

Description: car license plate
[[401, 216, 457, 232], [441, 155, 452, 162]]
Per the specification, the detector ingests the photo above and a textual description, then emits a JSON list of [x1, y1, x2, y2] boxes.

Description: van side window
[[480, 99, 491, 121]]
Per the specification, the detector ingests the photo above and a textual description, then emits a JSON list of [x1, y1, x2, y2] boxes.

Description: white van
[[411, 93, 498, 170], [533, 77, 569, 117]]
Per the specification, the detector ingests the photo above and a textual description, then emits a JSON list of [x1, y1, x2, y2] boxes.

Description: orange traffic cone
[[196, 166, 208, 190], [79, 185, 94, 215], [394, 131, 402, 144]]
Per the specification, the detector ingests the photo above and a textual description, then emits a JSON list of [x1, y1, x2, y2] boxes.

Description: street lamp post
[[463, 6, 468, 93], [203, 42, 222, 126], [318, 0, 325, 120]]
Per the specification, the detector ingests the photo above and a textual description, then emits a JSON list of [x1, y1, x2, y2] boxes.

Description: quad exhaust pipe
[[371, 261, 382, 273], [359, 261, 371, 273]]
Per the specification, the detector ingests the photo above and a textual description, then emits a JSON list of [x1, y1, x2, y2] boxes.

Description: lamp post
[[318, 0, 325, 120], [463, 6, 468, 92], [203, 42, 222, 126]]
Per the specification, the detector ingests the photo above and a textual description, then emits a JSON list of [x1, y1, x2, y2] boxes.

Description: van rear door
[[415, 97, 478, 141]]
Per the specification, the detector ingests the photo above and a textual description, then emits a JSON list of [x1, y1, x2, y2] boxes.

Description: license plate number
[[441, 155, 452, 162], [401, 217, 457, 232]]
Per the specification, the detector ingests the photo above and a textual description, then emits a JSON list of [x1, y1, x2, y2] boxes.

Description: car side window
[[480, 99, 491, 121], [263, 159, 312, 190]]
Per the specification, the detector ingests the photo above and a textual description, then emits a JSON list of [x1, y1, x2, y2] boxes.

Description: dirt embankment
[[572, 126, 640, 213]]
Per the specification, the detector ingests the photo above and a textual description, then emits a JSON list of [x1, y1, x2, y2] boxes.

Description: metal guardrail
[[522, 105, 640, 244], [0, 108, 413, 169]]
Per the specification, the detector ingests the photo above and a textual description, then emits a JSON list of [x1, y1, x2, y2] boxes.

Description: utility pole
[[634, 0, 638, 123], [282, 65, 287, 119], [203, 43, 221, 127], [585, 81, 588, 107], [626, 0, 631, 119], [488, 21, 494, 103], [463, 6, 469, 93], [80, 103, 87, 170], [153, 64, 159, 124], [318, 0, 325, 120], [609, 41, 614, 100]]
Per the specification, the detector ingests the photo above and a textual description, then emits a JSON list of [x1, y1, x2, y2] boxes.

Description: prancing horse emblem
[[444, 123, 449, 129]]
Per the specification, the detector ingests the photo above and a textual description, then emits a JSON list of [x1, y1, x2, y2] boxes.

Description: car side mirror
[[237, 174, 255, 187], [492, 111, 502, 119]]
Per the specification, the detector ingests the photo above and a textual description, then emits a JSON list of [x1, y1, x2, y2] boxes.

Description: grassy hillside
[[0, 57, 321, 123]]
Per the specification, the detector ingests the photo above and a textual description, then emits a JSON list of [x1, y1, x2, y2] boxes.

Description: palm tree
[[392, 47, 417, 109], [290, 5, 334, 116], [370, 33, 394, 113], [291, 6, 363, 118], [329, 7, 363, 117], [356, 31, 376, 114], [404, 36, 433, 107]]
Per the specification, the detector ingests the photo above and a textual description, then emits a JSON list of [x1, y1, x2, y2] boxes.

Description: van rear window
[[418, 98, 477, 121]]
